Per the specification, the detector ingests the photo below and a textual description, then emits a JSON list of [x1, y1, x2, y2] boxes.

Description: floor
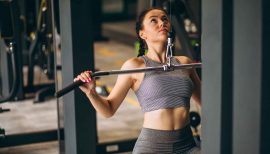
[[0, 20, 201, 154]]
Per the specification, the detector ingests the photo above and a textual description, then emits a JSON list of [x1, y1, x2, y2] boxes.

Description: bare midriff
[[143, 106, 190, 130]]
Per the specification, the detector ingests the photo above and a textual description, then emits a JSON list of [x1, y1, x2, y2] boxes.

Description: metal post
[[261, 0, 270, 152], [232, 0, 268, 153], [0, 40, 10, 97], [59, 0, 96, 154], [201, 0, 233, 153]]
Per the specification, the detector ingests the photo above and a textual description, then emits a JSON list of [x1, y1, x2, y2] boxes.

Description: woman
[[74, 7, 201, 154]]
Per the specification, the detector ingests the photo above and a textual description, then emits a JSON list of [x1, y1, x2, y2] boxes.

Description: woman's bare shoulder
[[175, 56, 193, 64], [121, 57, 145, 70]]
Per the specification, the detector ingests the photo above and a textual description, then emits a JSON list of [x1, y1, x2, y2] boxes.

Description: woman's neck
[[146, 43, 167, 63]]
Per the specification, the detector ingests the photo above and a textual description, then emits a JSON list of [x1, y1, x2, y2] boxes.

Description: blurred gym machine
[[25, 0, 58, 102], [0, 0, 25, 142], [0, 0, 24, 104], [26, 0, 104, 102], [0, 0, 59, 103], [0, 0, 67, 148], [0, 0, 106, 149], [0, 0, 60, 147]]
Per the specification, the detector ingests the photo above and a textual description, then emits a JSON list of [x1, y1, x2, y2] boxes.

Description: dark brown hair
[[135, 7, 168, 57]]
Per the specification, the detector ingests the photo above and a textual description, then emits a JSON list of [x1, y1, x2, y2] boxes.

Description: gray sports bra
[[135, 55, 194, 112]]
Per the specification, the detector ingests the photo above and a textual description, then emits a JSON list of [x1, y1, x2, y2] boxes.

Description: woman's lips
[[159, 28, 168, 32]]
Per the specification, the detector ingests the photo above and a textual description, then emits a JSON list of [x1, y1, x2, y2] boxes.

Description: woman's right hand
[[74, 70, 96, 95]]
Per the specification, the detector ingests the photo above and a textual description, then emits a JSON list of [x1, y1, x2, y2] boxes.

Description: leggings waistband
[[139, 125, 193, 142]]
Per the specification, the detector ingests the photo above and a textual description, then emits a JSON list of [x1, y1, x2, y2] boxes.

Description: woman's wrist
[[86, 88, 97, 96]]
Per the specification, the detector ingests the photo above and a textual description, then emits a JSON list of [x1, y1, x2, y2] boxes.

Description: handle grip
[[55, 80, 83, 98], [55, 71, 110, 98]]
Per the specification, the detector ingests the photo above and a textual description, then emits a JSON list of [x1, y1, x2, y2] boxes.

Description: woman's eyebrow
[[148, 15, 158, 18], [161, 15, 168, 18], [148, 15, 167, 19]]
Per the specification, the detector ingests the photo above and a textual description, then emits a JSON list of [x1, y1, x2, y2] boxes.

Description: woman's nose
[[159, 20, 168, 28], [159, 20, 166, 27]]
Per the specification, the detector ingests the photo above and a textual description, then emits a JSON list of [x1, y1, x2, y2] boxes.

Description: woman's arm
[[176, 56, 202, 106], [75, 58, 139, 118], [190, 67, 201, 106]]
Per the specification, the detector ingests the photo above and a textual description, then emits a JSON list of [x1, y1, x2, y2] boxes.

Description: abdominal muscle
[[143, 106, 190, 130]]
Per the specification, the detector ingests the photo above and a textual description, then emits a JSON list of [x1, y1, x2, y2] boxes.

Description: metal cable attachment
[[162, 64, 174, 71], [166, 31, 174, 67]]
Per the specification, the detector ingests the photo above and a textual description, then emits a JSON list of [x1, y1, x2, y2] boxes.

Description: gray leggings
[[133, 125, 200, 154]]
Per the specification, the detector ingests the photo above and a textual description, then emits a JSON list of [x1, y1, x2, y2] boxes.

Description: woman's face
[[139, 9, 171, 43]]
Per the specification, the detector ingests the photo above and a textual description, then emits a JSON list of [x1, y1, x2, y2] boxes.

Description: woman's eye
[[162, 17, 168, 22], [150, 19, 157, 23]]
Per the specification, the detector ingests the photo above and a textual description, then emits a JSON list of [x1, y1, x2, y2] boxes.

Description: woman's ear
[[139, 30, 147, 40]]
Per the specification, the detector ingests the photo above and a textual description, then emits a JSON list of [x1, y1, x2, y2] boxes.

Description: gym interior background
[[0, 0, 269, 154]]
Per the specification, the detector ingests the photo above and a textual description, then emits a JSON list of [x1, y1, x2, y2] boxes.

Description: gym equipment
[[0, 42, 19, 103], [189, 111, 201, 146], [0, 107, 10, 113], [26, 0, 56, 102], [56, 62, 202, 98], [0, 0, 61, 148], [0, 0, 24, 103], [190, 111, 201, 129], [0, 128, 5, 139]]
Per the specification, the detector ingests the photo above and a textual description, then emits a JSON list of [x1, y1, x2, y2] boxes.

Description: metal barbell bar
[[55, 63, 202, 98]]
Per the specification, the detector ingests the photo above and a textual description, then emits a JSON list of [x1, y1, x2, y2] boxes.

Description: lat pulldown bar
[[55, 62, 202, 98]]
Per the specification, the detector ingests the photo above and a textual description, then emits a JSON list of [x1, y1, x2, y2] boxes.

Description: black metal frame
[[0, 129, 61, 148], [0, 0, 25, 102], [0, 128, 136, 154], [58, 0, 97, 153]]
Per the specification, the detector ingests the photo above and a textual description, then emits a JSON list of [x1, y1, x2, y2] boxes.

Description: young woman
[[74, 7, 201, 154]]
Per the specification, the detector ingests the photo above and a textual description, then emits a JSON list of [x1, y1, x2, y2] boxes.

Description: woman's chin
[[160, 35, 169, 41]]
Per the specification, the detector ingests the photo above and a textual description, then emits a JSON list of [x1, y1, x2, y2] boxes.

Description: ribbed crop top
[[135, 55, 194, 112]]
